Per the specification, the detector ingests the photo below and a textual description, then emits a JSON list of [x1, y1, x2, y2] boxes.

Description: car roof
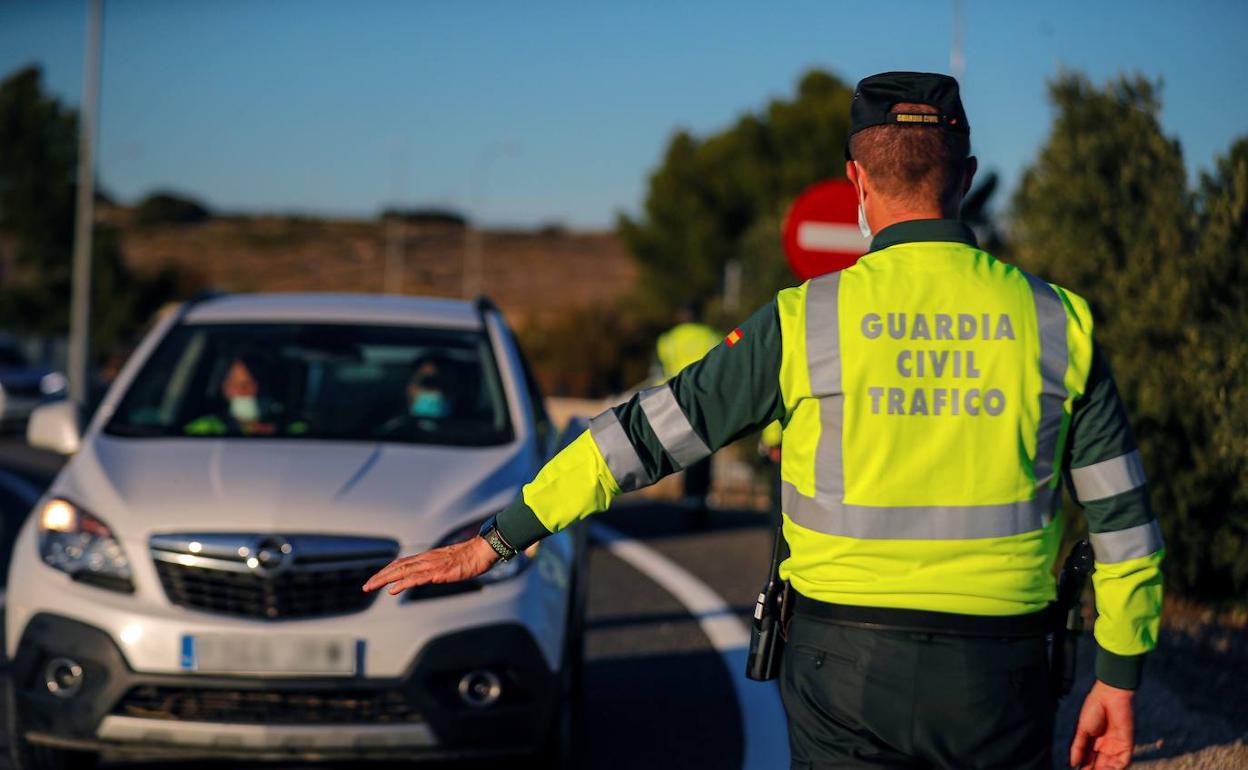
[[182, 293, 484, 330]]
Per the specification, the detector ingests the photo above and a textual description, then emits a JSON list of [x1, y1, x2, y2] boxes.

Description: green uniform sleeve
[[1064, 342, 1164, 690], [497, 300, 784, 549]]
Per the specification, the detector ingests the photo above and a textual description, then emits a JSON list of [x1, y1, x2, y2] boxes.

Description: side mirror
[[27, 400, 83, 455]]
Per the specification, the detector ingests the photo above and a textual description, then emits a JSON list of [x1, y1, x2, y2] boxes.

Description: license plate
[[181, 634, 363, 676]]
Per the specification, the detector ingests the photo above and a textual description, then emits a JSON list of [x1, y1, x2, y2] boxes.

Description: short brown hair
[[849, 103, 971, 209]]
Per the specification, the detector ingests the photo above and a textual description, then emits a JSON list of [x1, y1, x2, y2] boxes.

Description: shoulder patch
[[725, 327, 744, 346]]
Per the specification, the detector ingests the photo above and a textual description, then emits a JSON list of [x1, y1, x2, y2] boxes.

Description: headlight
[[40, 372, 68, 396], [403, 515, 536, 601], [38, 499, 134, 593]]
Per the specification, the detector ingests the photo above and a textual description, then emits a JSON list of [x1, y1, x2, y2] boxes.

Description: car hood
[[52, 434, 536, 549]]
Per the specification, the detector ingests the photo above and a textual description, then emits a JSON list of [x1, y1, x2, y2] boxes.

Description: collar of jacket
[[867, 218, 979, 254]]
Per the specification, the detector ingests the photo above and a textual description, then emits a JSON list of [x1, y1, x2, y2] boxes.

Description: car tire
[[3, 675, 99, 770]]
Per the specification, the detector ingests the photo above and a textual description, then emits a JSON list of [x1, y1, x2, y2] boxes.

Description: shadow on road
[[583, 649, 743, 770]]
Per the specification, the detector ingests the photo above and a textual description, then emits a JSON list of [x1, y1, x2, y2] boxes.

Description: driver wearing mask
[[185, 353, 299, 436]]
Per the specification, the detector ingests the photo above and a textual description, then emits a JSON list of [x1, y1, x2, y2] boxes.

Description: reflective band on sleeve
[[589, 409, 649, 493], [638, 385, 711, 470], [1024, 273, 1070, 489], [1090, 520, 1164, 563], [1071, 449, 1146, 502], [782, 481, 1054, 540], [805, 273, 845, 505]]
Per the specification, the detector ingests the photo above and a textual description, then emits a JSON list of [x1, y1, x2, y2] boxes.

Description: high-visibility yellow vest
[[656, 322, 721, 380], [775, 241, 1095, 616]]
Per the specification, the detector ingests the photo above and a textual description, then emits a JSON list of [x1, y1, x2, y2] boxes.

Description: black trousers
[[780, 616, 1053, 770]]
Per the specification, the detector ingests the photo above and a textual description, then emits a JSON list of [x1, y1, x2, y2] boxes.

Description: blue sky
[[2, 0, 1246, 228]]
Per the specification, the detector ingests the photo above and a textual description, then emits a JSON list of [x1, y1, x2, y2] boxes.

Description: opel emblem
[[250, 536, 293, 576]]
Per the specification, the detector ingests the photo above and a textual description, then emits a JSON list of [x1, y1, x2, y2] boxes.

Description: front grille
[[151, 533, 398, 620], [114, 685, 422, 724]]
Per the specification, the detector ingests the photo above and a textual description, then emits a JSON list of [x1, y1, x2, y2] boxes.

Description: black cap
[[846, 72, 969, 159]]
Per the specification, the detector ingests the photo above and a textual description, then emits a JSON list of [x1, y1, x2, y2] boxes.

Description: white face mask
[[229, 395, 260, 423], [855, 162, 872, 239]]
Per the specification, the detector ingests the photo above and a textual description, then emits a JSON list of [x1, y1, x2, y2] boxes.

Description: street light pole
[[68, 0, 103, 404], [950, 0, 966, 81], [382, 141, 409, 294], [461, 142, 518, 299]]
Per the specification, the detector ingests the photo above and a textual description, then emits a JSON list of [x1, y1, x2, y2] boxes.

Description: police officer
[[655, 304, 722, 524], [365, 72, 1162, 770]]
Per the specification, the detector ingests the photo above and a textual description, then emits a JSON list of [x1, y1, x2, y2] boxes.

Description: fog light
[[44, 657, 84, 699], [457, 669, 502, 708]]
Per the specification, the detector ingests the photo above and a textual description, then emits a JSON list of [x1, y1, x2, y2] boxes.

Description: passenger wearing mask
[[378, 355, 456, 437]]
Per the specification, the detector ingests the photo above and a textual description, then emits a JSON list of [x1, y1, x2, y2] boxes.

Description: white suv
[[4, 293, 586, 769]]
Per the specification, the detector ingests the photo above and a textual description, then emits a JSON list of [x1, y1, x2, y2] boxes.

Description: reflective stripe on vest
[[782, 481, 1056, 539], [783, 270, 1070, 540], [1025, 272, 1070, 489], [638, 384, 711, 469], [589, 408, 649, 492], [806, 273, 845, 507]]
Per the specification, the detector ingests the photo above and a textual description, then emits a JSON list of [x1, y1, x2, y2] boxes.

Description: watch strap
[[479, 517, 517, 561]]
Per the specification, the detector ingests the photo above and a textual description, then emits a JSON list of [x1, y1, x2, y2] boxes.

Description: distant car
[[0, 333, 66, 431], [5, 293, 586, 769], [0, 467, 42, 588]]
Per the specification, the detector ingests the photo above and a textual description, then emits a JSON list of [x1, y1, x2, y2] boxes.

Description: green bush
[[134, 190, 211, 226], [517, 302, 664, 399], [1011, 74, 1247, 598]]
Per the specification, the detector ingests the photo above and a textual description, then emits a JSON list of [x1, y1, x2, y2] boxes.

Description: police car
[[4, 293, 586, 768]]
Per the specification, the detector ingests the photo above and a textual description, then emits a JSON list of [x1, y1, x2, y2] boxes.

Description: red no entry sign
[[781, 179, 870, 281]]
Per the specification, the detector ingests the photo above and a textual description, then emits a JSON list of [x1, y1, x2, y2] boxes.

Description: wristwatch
[[478, 516, 518, 562]]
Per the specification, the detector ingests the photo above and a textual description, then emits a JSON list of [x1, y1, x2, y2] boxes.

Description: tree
[[0, 66, 192, 359], [0, 66, 78, 332], [1011, 73, 1247, 597], [619, 70, 854, 315], [1177, 138, 1248, 592], [133, 190, 211, 226]]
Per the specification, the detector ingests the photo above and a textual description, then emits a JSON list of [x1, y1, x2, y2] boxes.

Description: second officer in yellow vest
[[365, 72, 1162, 770]]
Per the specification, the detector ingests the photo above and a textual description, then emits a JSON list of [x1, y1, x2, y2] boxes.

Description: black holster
[[746, 526, 793, 682], [1049, 539, 1095, 700]]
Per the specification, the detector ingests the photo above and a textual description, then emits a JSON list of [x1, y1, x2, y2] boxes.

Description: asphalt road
[[0, 435, 1243, 769]]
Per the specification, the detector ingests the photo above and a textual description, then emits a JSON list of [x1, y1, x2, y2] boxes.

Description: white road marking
[[796, 221, 869, 253], [590, 522, 789, 770]]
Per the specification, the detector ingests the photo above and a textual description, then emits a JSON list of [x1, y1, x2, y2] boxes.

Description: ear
[[962, 156, 978, 196], [847, 160, 865, 199]]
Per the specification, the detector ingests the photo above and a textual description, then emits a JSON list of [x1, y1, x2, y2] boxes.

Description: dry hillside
[[107, 208, 637, 329]]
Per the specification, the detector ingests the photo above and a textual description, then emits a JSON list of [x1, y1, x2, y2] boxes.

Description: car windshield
[[105, 323, 513, 446]]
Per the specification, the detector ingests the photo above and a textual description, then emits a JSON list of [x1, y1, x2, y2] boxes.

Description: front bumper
[[10, 613, 560, 761]]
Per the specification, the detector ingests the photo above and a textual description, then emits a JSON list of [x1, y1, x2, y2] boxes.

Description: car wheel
[[4, 675, 99, 770]]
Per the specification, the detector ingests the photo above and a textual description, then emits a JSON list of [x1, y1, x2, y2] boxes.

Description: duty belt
[[793, 593, 1052, 638]]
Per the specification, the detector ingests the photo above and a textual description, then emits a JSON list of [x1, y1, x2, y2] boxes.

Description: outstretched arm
[[364, 300, 785, 595]]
